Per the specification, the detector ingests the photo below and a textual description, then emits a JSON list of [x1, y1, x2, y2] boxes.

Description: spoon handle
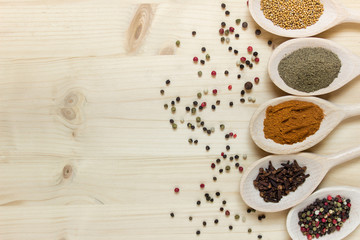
[[325, 145, 360, 169], [342, 103, 360, 119], [343, 8, 360, 23]]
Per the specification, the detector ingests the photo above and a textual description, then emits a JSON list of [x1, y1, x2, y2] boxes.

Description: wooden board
[[0, 0, 359, 239]]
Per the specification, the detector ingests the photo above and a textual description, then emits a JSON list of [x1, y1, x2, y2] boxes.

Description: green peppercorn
[[198, 71, 202, 77], [191, 108, 196, 114], [176, 40, 180, 47], [220, 124, 225, 130], [235, 214, 240, 220], [225, 165, 230, 171], [197, 92, 202, 98], [221, 37, 225, 42], [188, 138, 193, 144], [196, 117, 201, 122], [164, 104, 168, 109], [172, 123, 177, 129], [206, 54, 210, 60], [171, 107, 176, 113], [248, 228, 252, 233], [236, 19, 241, 24]]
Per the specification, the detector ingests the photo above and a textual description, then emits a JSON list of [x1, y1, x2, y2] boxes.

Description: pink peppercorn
[[321, 218, 326, 223], [174, 187, 179, 193], [332, 219, 337, 224], [200, 183, 205, 189], [228, 85, 232, 90], [219, 28, 224, 35], [213, 89, 218, 94], [325, 202, 328, 205], [307, 235, 312, 240], [229, 132, 233, 137], [211, 71, 217, 76], [229, 27, 235, 32], [240, 57, 246, 62], [247, 46, 253, 53], [193, 57, 198, 62], [327, 195, 332, 201], [201, 102, 206, 107], [211, 163, 216, 169], [336, 226, 341, 231], [316, 234, 320, 239], [255, 57, 260, 63], [225, 210, 230, 216], [348, 203, 352, 207], [254, 77, 260, 84], [233, 134, 237, 138], [221, 152, 224, 156], [239, 166, 243, 172]]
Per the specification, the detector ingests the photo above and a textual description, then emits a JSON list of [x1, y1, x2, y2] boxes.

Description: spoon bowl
[[250, 96, 360, 154], [287, 186, 360, 240], [268, 38, 360, 96], [249, 0, 360, 38], [240, 146, 360, 212]]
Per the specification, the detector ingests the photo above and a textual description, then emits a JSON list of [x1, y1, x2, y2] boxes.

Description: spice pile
[[263, 100, 324, 145], [164, 2, 273, 238], [278, 47, 342, 93], [254, 160, 310, 203], [260, 0, 324, 30], [298, 195, 351, 239]]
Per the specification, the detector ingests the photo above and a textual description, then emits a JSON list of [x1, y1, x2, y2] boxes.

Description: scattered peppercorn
[[192, 31, 196, 36], [229, 225, 233, 230], [213, 176, 217, 181], [197, 200, 201, 206], [189, 216, 193, 221], [245, 82, 253, 90], [229, 101, 233, 107], [248, 228, 252, 233], [221, 22, 226, 28], [255, 29, 261, 35], [166, 79, 170, 85], [224, 70, 229, 75], [221, 3, 226, 8], [237, 74, 241, 79], [223, 200, 227, 205], [170, 212, 174, 217], [203, 221, 207, 227], [242, 22, 248, 28], [226, 145, 230, 150], [198, 71, 202, 77], [176, 40, 180, 47], [235, 33, 240, 38], [200, 60, 205, 65], [225, 10, 230, 15], [268, 40, 272, 46], [196, 230, 200, 235], [206, 146, 210, 151], [214, 219, 219, 224], [236, 19, 241, 24]]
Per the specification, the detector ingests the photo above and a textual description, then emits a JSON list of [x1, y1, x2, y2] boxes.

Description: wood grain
[[0, 0, 359, 239]]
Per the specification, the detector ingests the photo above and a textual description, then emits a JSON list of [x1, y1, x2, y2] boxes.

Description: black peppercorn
[[249, 63, 253, 68], [185, 106, 190, 111], [229, 101, 233, 107], [226, 145, 230, 150], [268, 40, 272, 46], [219, 169, 223, 173], [160, 89, 164, 95], [234, 49, 238, 54], [225, 134, 229, 139], [245, 82, 253, 90], [229, 225, 233, 230], [212, 105, 216, 110], [258, 235, 262, 239], [203, 221, 207, 226], [223, 154, 227, 158], [194, 140, 198, 144], [201, 47, 206, 52], [255, 29, 261, 35], [241, 90, 245, 95], [235, 155, 239, 159], [192, 31, 196, 36], [221, 22, 226, 27], [193, 101, 198, 106], [240, 98, 245, 103], [247, 208, 251, 213], [200, 121, 204, 126], [225, 10, 230, 15], [220, 207, 224, 211], [206, 146, 210, 151], [213, 176, 217, 181], [235, 163, 239, 167], [170, 212, 174, 217], [253, 51, 258, 56], [223, 200, 226, 205], [189, 216, 193, 221], [197, 200, 201, 205], [237, 74, 241, 79], [228, 46, 232, 51], [214, 219, 219, 224], [221, 3, 226, 8], [224, 70, 229, 75], [230, 156, 233, 161], [169, 119, 174, 124], [166, 79, 170, 85], [242, 22, 248, 28], [235, 33, 239, 38], [240, 64, 244, 69], [216, 192, 220, 196], [200, 60, 205, 65], [196, 230, 200, 235], [171, 100, 175, 105], [207, 130, 211, 134], [245, 60, 250, 65], [216, 100, 220, 105], [176, 96, 180, 102]]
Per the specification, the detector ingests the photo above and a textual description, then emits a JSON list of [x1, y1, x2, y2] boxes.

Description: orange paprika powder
[[263, 100, 324, 145]]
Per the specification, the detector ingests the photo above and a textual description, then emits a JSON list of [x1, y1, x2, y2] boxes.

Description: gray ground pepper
[[278, 47, 341, 93]]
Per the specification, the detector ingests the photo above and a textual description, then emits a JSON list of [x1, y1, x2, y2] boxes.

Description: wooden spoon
[[240, 146, 360, 212], [249, 0, 360, 38], [250, 96, 360, 154], [268, 38, 360, 96], [287, 186, 360, 239]]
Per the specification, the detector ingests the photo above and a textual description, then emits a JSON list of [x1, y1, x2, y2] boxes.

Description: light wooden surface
[[0, 0, 360, 239]]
